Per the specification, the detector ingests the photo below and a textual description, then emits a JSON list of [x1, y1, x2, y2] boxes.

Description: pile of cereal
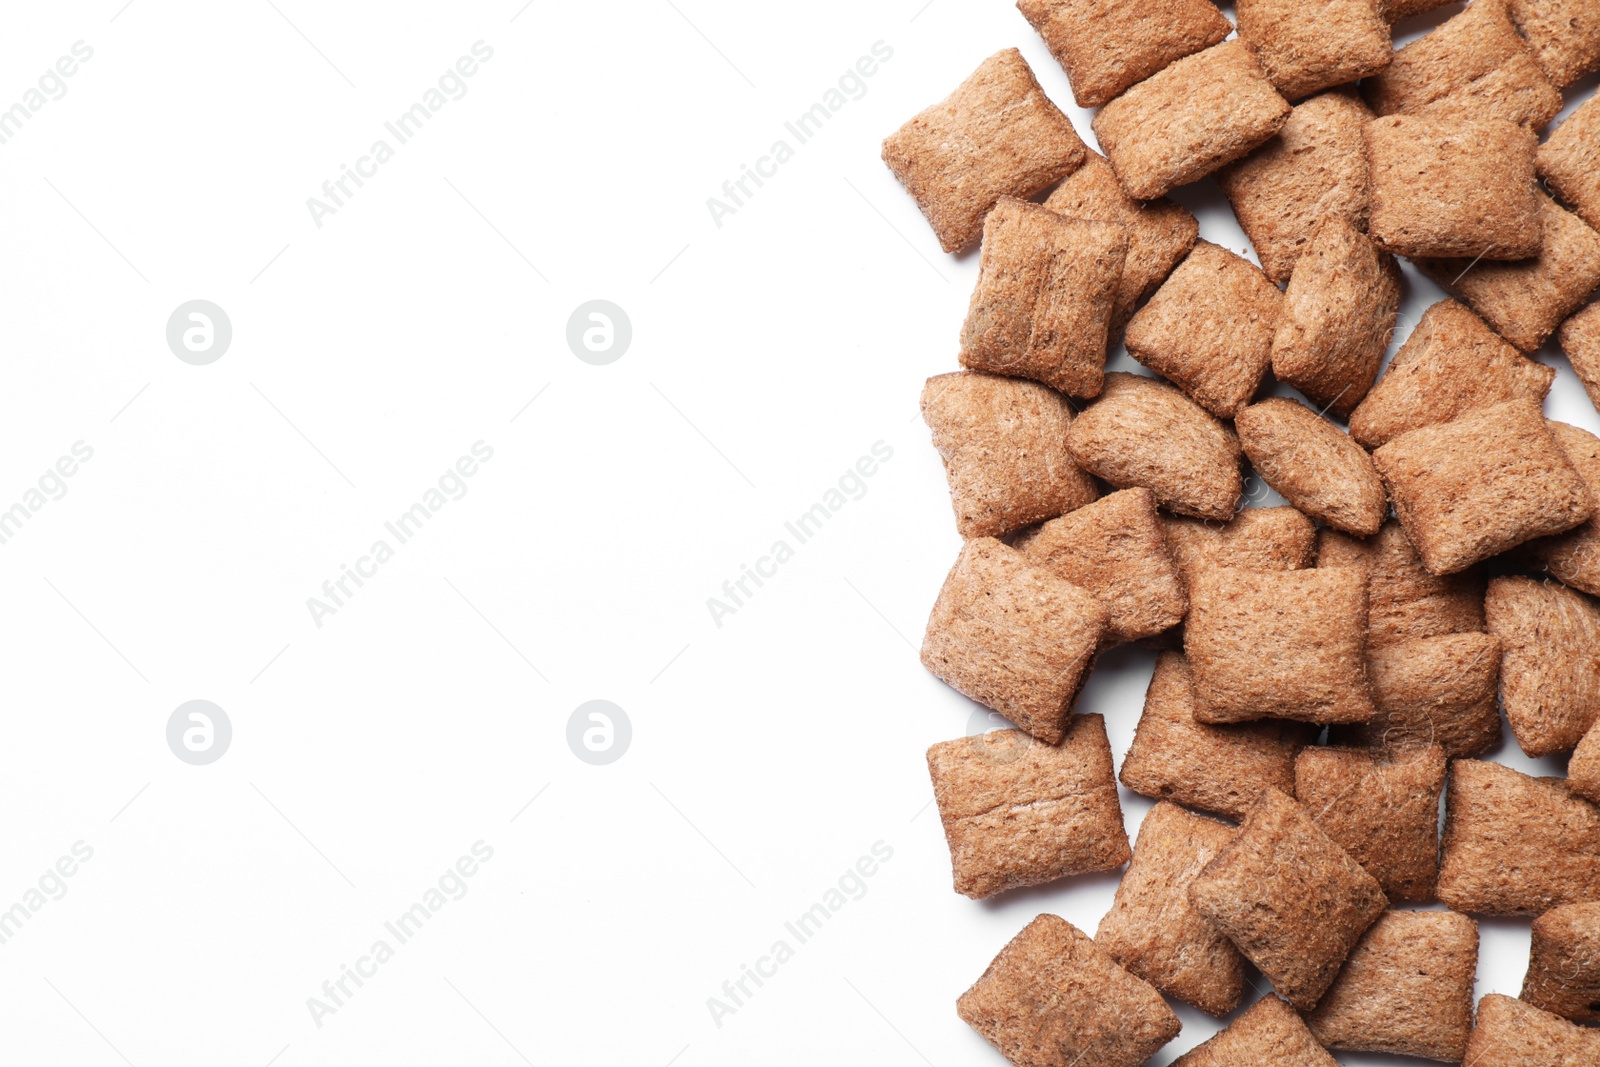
[[887, 1, 1600, 1063]]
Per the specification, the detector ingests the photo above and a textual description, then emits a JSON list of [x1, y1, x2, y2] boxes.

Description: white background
[[0, 1, 1596, 1064]]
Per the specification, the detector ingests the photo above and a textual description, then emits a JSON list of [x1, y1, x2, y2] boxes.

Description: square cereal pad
[[1484, 575, 1600, 757], [1172, 995, 1337, 1067], [1164, 507, 1317, 592], [1463, 994, 1600, 1065], [1522, 900, 1600, 1023], [1235, 397, 1386, 536], [1540, 93, 1600, 232], [1331, 632, 1503, 758], [1316, 521, 1486, 647], [1236, 0, 1392, 100], [1509, 0, 1600, 88], [1018, 0, 1233, 109]]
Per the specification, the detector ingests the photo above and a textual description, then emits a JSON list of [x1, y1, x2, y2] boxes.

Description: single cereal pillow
[[1066, 372, 1242, 520], [1186, 566, 1375, 725], [1365, 114, 1541, 261], [1236, 0, 1392, 100], [1332, 632, 1503, 757], [1509, 0, 1600, 87], [1043, 152, 1199, 339], [1017, 0, 1233, 109], [921, 371, 1099, 539], [1416, 192, 1600, 353], [1093, 41, 1292, 200], [882, 49, 1086, 252], [1317, 521, 1486, 646], [957, 914, 1181, 1067], [1270, 216, 1402, 418], [1522, 901, 1600, 1024], [1172, 995, 1338, 1067], [921, 538, 1107, 745], [1123, 240, 1281, 418], [1019, 488, 1186, 643], [1096, 802, 1246, 1017], [957, 199, 1127, 398], [1438, 760, 1600, 915], [1572, 719, 1600, 805], [1304, 909, 1478, 1061], [1373, 399, 1595, 576], [1189, 788, 1389, 1010], [1235, 397, 1386, 536], [1485, 575, 1600, 758], [1464, 994, 1600, 1065], [1540, 94, 1600, 232], [1348, 298, 1556, 449], [1294, 744, 1446, 899], [1216, 90, 1374, 284], [1561, 297, 1600, 419], [1521, 423, 1600, 596], [926, 714, 1129, 899], [1165, 507, 1318, 591]]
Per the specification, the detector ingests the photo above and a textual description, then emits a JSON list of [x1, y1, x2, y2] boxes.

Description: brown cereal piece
[[1092, 41, 1292, 200], [1348, 298, 1556, 449], [1120, 652, 1314, 819], [1365, 0, 1563, 128], [1381, 0, 1456, 20], [1216, 90, 1374, 284], [1304, 909, 1478, 1060], [1365, 114, 1541, 261], [957, 914, 1181, 1067], [1416, 193, 1600, 353], [1017, 0, 1233, 110], [1509, 0, 1600, 87], [1235, 398, 1387, 536], [921, 372, 1099, 540], [1235, 0, 1393, 100], [1540, 95, 1600, 233], [1332, 632, 1504, 757], [1522, 901, 1600, 1023], [1317, 521, 1487, 646], [1270, 216, 1403, 418], [926, 714, 1129, 899], [1464, 993, 1600, 1065], [881, 49, 1086, 253], [1171, 995, 1338, 1067], [1294, 744, 1446, 899], [1572, 720, 1600, 803], [1484, 576, 1600, 758], [1164, 508, 1318, 593], [1186, 566, 1375, 725], [1122, 241, 1280, 418], [920, 538, 1107, 745], [1066, 372, 1243, 520], [1523, 422, 1600, 596], [1189, 788, 1389, 1010], [1564, 301, 1600, 429], [1438, 759, 1600, 915], [1020, 488, 1186, 643], [1095, 802, 1246, 1016], [1373, 399, 1595, 576], [1042, 152, 1199, 339]]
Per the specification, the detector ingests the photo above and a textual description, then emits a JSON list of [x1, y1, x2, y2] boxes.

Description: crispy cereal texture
[[1464, 993, 1600, 1065], [1270, 216, 1402, 418], [1485, 575, 1600, 757], [1438, 760, 1600, 915], [1304, 909, 1478, 1060], [1573, 719, 1600, 804], [1235, 398, 1386, 536], [1523, 901, 1600, 1023], [1216, 90, 1374, 284], [958, 199, 1127, 398], [1365, 114, 1541, 260], [1235, 0, 1392, 100], [1366, 0, 1563, 128], [1096, 802, 1246, 1016], [1189, 788, 1389, 1010], [1523, 422, 1600, 596], [1171, 995, 1338, 1067], [1092, 41, 1292, 200], [957, 914, 1181, 1067], [1332, 632, 1503, 757], [921, 372, 1099, 540], [1562, 298, 1600, 422], [881, 49, 1086, 252], [1186, 566, 1375, 725], [1123, 240, 1280, 418], [926, 715, 1129, 899], [1017, 0, 1233, 109], [1509, 0, 1600, 87], [1373, 399, 1595, 576], [1416, 193, 1600, 353], [1020, 488, 1186, 642], [921, 538, 1107, 745], [1318, 521, 1487, 647], [1165, 508, 1318, 591], [1043, 152, 1199, 338], [1294, 744, 1446, 899], [1540, 94, 1600, 232], [1121, 652, 1313, 819], [1348, 298, 1556, 449], [1066, 372, 1243, 520]]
